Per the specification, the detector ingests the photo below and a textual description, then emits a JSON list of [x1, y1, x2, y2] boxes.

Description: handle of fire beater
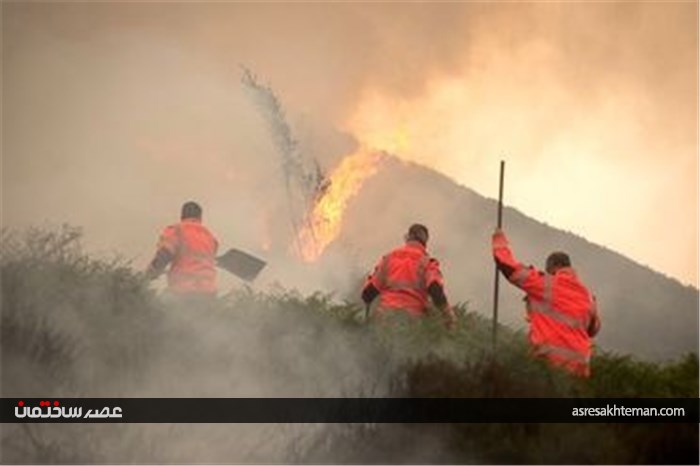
[[491, 160, 505, 354]]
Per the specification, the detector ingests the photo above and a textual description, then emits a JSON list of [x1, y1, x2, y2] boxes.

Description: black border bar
[[2, 398, 698, 423]]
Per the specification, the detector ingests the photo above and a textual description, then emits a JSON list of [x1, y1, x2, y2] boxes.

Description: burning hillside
[[297, 149, 386, 262]]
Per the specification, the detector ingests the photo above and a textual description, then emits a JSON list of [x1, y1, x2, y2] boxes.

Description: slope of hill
[[327, 155, 698, 361], [1, 227, 697, 464]]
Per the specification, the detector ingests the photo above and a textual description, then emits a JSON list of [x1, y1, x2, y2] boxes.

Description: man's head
[[545, 251, 571, 274], [406, 223, 429, 246], [181, 201, 203, 220]]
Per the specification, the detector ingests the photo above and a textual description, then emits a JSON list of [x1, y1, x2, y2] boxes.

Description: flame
[[294, 94, 412, 262], [297, 148, 386, 262]]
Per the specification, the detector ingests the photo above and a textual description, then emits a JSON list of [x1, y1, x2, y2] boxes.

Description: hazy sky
[[2, 2, 697, 285]]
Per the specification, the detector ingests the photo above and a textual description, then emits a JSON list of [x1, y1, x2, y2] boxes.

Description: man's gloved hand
[[492, 228, 509, 249]]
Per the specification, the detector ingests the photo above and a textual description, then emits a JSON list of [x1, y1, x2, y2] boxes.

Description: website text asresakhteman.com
[[572, 405, 686, 417]]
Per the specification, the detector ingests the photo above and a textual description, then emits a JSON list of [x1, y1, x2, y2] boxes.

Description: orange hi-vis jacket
[[364, 240, 446, 316], [492, 232, 601, 377], [157, 218, 218, 295]]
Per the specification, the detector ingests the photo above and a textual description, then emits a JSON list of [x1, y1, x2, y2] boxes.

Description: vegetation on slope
[[1, 226, 697, 464]]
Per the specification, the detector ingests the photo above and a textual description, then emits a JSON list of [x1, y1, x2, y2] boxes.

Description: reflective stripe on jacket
[[493, 232, 600, 377], [158, 219, 218, 294], [364, 241, 445, 316]]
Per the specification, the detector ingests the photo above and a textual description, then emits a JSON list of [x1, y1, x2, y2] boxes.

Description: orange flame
[[297, 149, 386, 262]]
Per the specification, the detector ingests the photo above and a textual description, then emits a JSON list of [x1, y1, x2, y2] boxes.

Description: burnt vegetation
[[1, 226, 697, 464]]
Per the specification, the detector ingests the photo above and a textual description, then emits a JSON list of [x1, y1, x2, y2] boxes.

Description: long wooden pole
[[492, 160, 505, 352]]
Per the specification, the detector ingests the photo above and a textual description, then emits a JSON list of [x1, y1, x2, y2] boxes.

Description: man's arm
[[361, 256, 385, 305], [145, 248, 174, 280], [492, 229, 545, 299], [427, 282, 448, 308], [425, 258, 456, 329], [145, 226, 178, 281]]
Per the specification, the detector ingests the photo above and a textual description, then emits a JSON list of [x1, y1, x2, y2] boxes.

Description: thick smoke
[[0, 225, 479, 464], [342, 3, 698, 286], [2, 4, 697, 463], [0, 226, 418, 463], [2, 2, 696, 285]]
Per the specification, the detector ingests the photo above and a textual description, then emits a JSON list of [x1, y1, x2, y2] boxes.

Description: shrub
[[1, 226, 697, 464]]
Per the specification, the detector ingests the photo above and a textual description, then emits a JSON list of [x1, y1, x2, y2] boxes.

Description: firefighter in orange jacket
[[146, 201, 219, 296], [492, 228, 601, 377], [362, 224, 456, 329]]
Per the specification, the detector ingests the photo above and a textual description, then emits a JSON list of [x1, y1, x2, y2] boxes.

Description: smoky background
[[2, 2, 697, 287], [1, 2, 698, 463]]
